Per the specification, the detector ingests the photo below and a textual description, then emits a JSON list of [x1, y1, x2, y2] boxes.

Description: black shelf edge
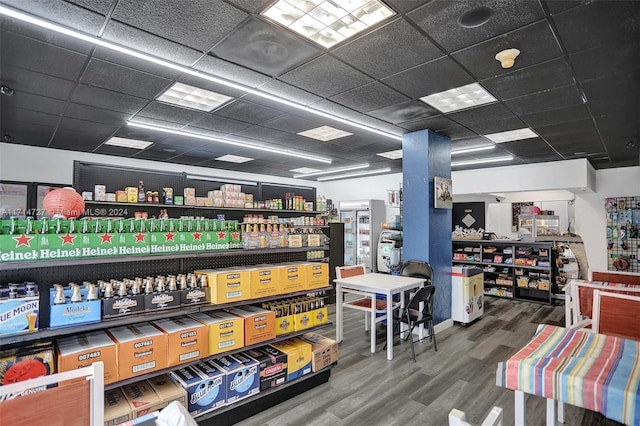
[[195, 363, 335, 424], [104, 322, 333, 390], [0, 287, 333, 347], [484, 293, 514, 299], [83, 200, 324, 215], [0, 247, 331, 270]]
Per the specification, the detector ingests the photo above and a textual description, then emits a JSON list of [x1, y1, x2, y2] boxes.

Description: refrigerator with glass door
[[339, 200, 385, 272]]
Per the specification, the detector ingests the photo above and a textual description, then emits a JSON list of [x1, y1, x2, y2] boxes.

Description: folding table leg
[[546, 398, 555, 426], [515, 390, 525, 426], [370, 298, 376, 353], [558, 401, 564, 423]]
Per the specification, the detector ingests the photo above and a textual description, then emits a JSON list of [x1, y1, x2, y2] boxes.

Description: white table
[[334, 273, 426, 360]]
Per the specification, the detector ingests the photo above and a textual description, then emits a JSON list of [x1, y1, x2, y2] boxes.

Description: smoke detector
[[495, 48, 520, 69]]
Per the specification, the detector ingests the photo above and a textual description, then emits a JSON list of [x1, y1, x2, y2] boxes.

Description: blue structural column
[[402, 129, 452, 324]]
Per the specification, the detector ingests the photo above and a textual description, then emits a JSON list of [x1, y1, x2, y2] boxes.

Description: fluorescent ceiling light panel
[[0, 5, 402, 142], [297, 125, 353, 141], [290, 167, 322, 174], [262, 0, 395, 48], [317, 167, 391, 181], [376, 149, 403, 159], [451, 145, 495, 155], [157, 82, 232, 112], [127, 122, 332, 163], [215, 154, 253, 163], [293, 163, 369, 178], [104, 137, 153, 149], [484, 128, 538, 143], [451, 155, 513, 167], [419, 83, 497, 113]]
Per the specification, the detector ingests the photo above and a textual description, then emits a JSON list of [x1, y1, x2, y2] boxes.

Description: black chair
[[392, 285, 437, 362], [400, 260, 433, 284]]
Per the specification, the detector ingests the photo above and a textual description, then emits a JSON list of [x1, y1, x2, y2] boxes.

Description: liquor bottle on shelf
[[138, 180, 146, 202]]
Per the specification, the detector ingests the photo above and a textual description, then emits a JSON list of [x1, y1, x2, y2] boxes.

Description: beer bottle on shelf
[[138, 180, 145, 202]]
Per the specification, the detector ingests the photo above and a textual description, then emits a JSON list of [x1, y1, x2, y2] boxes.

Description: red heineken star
[[135, 232, 146, 243], [232, 232, 240, 240], [60, 233, 76, 245], [217, 231, 226, 240], [164, 232, 175, 242], [192, 232, 202, 241], [100, 233, 113, 244], [13, 234, 33, 248]]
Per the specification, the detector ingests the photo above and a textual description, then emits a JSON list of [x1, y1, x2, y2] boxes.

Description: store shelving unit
[[452, 240, 556, 304]]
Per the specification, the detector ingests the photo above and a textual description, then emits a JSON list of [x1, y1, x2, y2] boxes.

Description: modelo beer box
[[189, 311, 244, 355], [147, 374, 188, 410], [269, 338, 312, 381], [104, 387, 133, 426], [241, 347, 287, 391], [170, 362, 226, 416], [55, 330, 118, 385], [151, 317, 208, 367], [212, 354, 259, 404], [49, 285, 101, 328], [300, 332, 339, 372], [107, 322, 168, 380], [195, 268, 251, 304], [227, 305, 276, 346]]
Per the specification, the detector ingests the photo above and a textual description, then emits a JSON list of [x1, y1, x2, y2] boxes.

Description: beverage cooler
[[339, 200, 385, 272], [451, 266, 484, 324]]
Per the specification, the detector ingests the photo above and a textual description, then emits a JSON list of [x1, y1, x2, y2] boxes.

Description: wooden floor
[[233, 297, 623, 426]]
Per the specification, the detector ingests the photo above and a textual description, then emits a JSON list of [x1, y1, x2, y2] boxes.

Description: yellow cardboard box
[[276, 263, 306, 294], [151, 317, 208, 367], [269, 338, 312, 381], [312, 307, 328, 327], [55, 330, 118, 385], [247, 265, 281, 299], [189, 311, 244, 355], [305, 262, 329, 289], [300, 332, 339, 372], [195, 268, 251, 304]]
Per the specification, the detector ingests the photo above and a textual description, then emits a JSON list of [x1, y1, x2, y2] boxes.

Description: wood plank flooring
[[232, 297, 623, 426]]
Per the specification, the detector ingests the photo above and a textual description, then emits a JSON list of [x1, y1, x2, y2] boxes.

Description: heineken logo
[[13, 234, 33, 247], [100, 233, 113, 244], [192, 232, 202, 241], [164, 232, 175, 242], [60, 233, 76, 245]]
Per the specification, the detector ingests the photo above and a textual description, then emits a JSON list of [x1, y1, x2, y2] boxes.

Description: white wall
[[485, 200, 570, 239]]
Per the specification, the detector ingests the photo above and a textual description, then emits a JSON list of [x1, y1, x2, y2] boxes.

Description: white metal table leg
[[370, 295, 376, 353], [558, 401, 564, 423], [336, 283, 343, 342], [515, 390, 525, 426], [546, 398, 555, 425], [386, 290, 394, 360]]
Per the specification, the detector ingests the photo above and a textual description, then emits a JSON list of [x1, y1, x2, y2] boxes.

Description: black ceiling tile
[[519, 104, 590, 128], [608, 157, 639, 168], [211, 17, 321, 77], [49, 128, 107, 151], [382, 56, 475, 98], [534, 118, 597, 139], [2, 0, 106, 34], [80, 58, 172, 99], [188, 114, 253, 135], [137, 102, 210, 126], [385, 0, 431, 14], [1, 92, 66, 116], [126, 116, 185, 131], [452, 21, 562, 80], [497, 138, 555, 156], [1, 106, 60, 128], [280, 55, 374, 98], [351, 115, 406, 137], [225, 0, 270, 13], [304, 99, 365, 121], [450, 136, 492, 150], [595, 114, 639, 142], [448, 102, 517, 128], [435, 124, 477, 141], [112, 0, 248, 52], [70, 84, 149, 115], [102, 21, 203, 66], [407, 0, 545, 52], [256, 80, 323, 106], [581, 72, 640, 105], [1, 21, 94, 55], [466, 116, 526, 135], [214, 99, 285, 125], [570, 40, 640, 83], [131, 149, 179, 162], [238, 93, 298, 114], [91, 47, 183, 81], [65, 103, 129, 126], [398, 115, 460, 132], [195, 55, 273, 89], [504, 85, 583, 116], [165, 152, 221, 166], [67, 0, 113, 15], [1, 65, 77, 102], [1, 121, 55, 147], [367, 100, 439, 124], [329, 82, 410, 113], [481, 58, 575, 100], [1, 31, 88, 80], [333, 18, 443, 79], [552, 1, 640, 53], [545, 0, 589, 15], [260, 115, 322, 134]]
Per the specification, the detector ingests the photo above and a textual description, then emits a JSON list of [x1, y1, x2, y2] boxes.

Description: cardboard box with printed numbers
[[227, 305, 276, 346], [304, 262, 329, 290], [195, 268, 251, 304], [246, 265, 281, 299], [107, 322, 168, 380], [55, 330, 118, 385], [104, 387, 132, 426], [151, 317, 208, 367], [274, 263, 306, 293], [189, 311, 244, 355]]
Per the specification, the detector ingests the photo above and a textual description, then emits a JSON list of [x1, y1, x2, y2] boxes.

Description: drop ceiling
[[0, 0, 638, 181]]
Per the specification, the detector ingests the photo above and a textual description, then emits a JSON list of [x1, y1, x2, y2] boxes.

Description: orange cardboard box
[[276, 263, 306, 294], [189, 311, 244, 355], [195, 268, 251, 304], [227, 305, 276, 346], [151, 317, 208, 367], [107, 322, 168, 380], [305, 262, 329, 289], [121, 379, 165, 418], [56, 330, 118, 385]]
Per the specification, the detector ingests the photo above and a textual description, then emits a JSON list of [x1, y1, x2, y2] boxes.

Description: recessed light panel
[[215, 154, 253, 163], [484, 128, 537, 143], [451, 155, 513, 167], [104, 137, 153, 149], [262, 0, 395, 48], [157, 82, 233, 112], [298, 125, 353, 141], [290, 167, 322, 174], [376, 149, 403, 159], [293, 163, 369, 178], [317, 167, 391, 181], [419, 83, 497, 113]]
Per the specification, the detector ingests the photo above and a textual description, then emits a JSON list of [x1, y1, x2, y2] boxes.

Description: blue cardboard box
[[49, 286, 101, 328], [211, 354, 259, 404], [170, 362, 226, 416]]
